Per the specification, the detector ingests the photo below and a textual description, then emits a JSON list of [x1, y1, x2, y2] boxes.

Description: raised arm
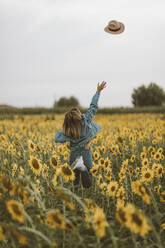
[[83, 81, 107, 123]]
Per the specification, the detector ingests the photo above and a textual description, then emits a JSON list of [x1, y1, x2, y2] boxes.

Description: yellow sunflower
[[140, 152, 146, 160], [61, 163, 75, 182], [130, 154, 136, 163], [0, 174, 16, 196], [90, 163, 99, 177], [29, 156, 42, 175], [155, 164, 163, 178], [28, 140, 36, 152], [6, 200, 24, 223], [93, 207, 108, 238], [104, 158, 111, 169], [5, 225, 28, 245], [93, 151, 100, 161], [116, 206, 127, 226], [141, 168, 154, 183], [154, 152, 161, 161], [45, 210, 66, 229], [125, 203, 151, 236], [98, 157, 105, 167], [107, 181, 118, 198], [132, 181, 150, 204], [50, 155, 60, 169]]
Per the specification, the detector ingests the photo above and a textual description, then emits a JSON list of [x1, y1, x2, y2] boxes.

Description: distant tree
[[54, 96, 79, 108], [132, 82, 165, 107]]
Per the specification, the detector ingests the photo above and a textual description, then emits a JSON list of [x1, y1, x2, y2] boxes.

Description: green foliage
[[54, 96, 79, 108], [132, 82, 165, 107]]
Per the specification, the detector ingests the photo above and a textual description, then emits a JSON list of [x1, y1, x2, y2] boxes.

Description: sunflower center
[[32, 159, 39, 169], [132, 213, 142, 226], [12, 204, 22, 216], [52, 214, 62, 225], [145, 173, 151, 178], [62, 167, 72, 176], [111, 186, 116, 192], [52, 158, 57, 166], [105, 161, 108, 167]]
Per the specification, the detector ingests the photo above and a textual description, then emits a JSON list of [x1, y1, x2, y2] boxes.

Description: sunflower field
[[0, 113, 165, 248]]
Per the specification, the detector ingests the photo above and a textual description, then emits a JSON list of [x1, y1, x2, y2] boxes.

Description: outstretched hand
[[97, 81, 107, 92]]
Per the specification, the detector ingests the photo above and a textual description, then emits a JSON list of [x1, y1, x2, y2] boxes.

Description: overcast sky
[[0, 0, 165, 108]]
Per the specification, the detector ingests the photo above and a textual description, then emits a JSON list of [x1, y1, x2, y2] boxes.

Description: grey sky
[[0, 0, 165, 108]]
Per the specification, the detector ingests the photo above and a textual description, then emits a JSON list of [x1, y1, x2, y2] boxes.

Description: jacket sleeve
[[82, 91, 100, 123], [54, 130, 70, 143]]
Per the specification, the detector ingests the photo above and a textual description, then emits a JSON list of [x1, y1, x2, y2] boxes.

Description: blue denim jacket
[[54, 91, 101, 151]]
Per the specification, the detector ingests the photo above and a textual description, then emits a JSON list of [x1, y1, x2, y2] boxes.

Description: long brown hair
[[62, 108, 82, 139]]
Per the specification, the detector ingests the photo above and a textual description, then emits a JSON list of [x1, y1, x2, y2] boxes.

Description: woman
[[55, 81, 107, 188]]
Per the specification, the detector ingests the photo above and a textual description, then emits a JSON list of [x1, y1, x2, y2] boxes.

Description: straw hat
[[104, 20, 125, 34]]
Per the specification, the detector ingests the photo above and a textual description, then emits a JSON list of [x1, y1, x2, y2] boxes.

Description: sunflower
[[0, 174, 16, 196], [104, 158, 111, 169], [130, 154, 136, 163], [157, 147, 163, 154], [99, 182, 108, 195], [104, 168, 112, 181], [52, 168, 61, 187], [154, 185, 161, 195], [50, 155, 60, 169], [154, 152, 161, 161], [141, 168, 154, 183], [148, 146, 155, 155], [6, 200, 24, 223], [96, 175, 103, 185], [152, 139, 157, 145], [140, 152, 146, 160], [16, 187, 30, 205], [28, 140, 36, 152], [29, 156, 42, 175], [84, 198, 96, 212], [142, 158, 149, 167], [5, 225, 28, 245], [107, 181, 118, 198], [116, 186, 125, 202], [93, 207, 108, 238], [61, 163, 75, 183], [125, 203, 151, 236], [58, 145, 64, 154], [98, 157, 105, 167], [132, 181, 150, 204], [155, 164, 163, 178], [93, 151, 100, 161], [116, 206, 127, 226], [45, 210, 66, 229], [90, 163, 99, 177], [160, 192, 165, 203]]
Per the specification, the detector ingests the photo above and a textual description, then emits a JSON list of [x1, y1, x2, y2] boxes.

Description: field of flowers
[[0, 113, 165, 248]]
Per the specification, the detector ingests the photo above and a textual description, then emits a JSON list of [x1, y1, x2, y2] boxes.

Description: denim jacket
[[54, 91, 101, 151]]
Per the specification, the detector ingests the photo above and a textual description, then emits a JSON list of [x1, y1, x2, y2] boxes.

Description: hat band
[[108, 26, 121, 32]]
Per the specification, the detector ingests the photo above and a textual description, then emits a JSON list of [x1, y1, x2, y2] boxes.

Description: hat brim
[[104, 22, 125, 35]]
